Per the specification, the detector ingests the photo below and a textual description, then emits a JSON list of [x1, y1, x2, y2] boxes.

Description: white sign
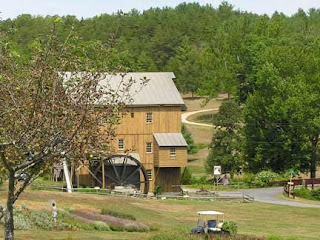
[[214, 166, 221, 176]]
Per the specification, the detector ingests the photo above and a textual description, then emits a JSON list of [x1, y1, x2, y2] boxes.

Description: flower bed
[[69, 210, 149, 231]]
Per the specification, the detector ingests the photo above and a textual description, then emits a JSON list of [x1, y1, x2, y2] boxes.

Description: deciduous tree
[[0, 24, 143, 239]]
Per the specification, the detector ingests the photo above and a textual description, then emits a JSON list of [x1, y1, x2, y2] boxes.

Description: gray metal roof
[[62, 72, 185, 106], [153, 133, 188, 147]]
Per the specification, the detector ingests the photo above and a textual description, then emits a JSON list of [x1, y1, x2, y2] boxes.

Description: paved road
[[181, 108, 218, 127], [241, 187, 320, 208], [184, 186, 320, 208]]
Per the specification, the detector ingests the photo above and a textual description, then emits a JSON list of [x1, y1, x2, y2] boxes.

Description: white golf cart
[[191, 211, 225, 234]]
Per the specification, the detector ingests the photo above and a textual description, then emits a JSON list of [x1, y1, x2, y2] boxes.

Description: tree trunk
[[310, 153, 316, 179], [5, 171, 15, 240], [310, 136, 318, 179]]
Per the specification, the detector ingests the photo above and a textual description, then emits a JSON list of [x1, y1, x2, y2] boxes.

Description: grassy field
[[1, 188, 320, 240]]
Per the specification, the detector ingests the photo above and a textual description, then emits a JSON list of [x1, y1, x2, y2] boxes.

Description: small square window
[[146, 142, 152, 153], [146, 112, 152, 123], [118, 139, 124, 150], [170, 147, 176, 159], [147, 170, 152, 181]]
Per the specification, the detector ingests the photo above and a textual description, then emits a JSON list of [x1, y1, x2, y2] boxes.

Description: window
[[131, 112, 134, 118], [170, 147, 176, 159], [118, 139, 124, 150], [146, 112, 152, 123], [146, 142, 152, 153], [147, 170, 152, 181]]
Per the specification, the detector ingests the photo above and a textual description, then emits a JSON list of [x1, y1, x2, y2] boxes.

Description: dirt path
[[181, 108, 218, 127]]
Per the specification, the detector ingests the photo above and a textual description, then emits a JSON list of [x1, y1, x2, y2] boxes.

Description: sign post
[[213, 166, 221, 190]]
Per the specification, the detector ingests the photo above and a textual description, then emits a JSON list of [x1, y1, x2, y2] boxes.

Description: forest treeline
[[0, 2, 319, 176]]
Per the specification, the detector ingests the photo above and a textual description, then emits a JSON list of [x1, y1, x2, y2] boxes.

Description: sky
[[1, 0, 320, 20]]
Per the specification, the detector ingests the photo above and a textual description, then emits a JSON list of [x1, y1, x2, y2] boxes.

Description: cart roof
[[197, 211, 224, 215]]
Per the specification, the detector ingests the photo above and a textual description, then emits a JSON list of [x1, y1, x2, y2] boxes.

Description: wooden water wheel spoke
[[120, 156, 128, 182], [92, 154, 149, 194], [104, 172, 121, 184], [108, 159, 121, 183], [123, 166, 142, 183]]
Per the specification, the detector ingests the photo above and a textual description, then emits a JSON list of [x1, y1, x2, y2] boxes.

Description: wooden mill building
[[76, 72, 188, 193]]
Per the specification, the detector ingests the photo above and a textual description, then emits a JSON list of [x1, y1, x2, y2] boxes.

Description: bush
[[30, 210, 56, 230], [191, 176, 207, 185], [242, 173, 256, 184], [181, 167, 192, 185], [13, 208, 31, 230], [294, 187, 313, 200], [253, 171, 279, 187], [100, 209, 136, 221], [153, 185, 162, 196], [311, 188, 320, 200], [221, 221, 238, 234], [182, 124, 198, 154], [93, 221, 110, 231]]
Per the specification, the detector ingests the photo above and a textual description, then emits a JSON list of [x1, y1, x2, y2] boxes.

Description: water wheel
[[92, 154, 149, 194]]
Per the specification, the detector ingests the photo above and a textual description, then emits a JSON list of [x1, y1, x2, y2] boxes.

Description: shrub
[[153, 185, 162, 196], [242, 173, 256, 184], [253, 171, 279, 187], [100, 209, 136, 221], [13, 208, 31, 230], [311, 188, 320, 200], [181, 167, 192, 185], [191, 176, 207, 185], [182, 124, 198, 154], [30, 210, 56, 230], [30, 209, 71, 230], [93, 221, 110, 231], [294, 187, 313, 200], [221, 221, 237, 234]]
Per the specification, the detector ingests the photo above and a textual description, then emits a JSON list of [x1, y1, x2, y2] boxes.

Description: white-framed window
[[170, 147, 176, 159], [146, 112, 152, 123], [146, 142, 152, 153], [147, 170, 152, 181], [118, 139, 124, 150]]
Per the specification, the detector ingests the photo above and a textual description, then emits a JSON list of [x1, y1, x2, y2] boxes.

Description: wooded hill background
[[1, 2, 319, 175]]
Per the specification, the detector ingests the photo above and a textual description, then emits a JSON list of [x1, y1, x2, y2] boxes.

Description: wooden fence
[[269, 178, 320, 189]]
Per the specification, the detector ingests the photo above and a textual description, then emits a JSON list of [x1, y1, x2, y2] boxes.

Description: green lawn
[[1, 188, 319, 240]]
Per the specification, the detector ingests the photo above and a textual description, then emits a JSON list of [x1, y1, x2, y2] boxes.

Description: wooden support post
[[102, 159, 105, 189]]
